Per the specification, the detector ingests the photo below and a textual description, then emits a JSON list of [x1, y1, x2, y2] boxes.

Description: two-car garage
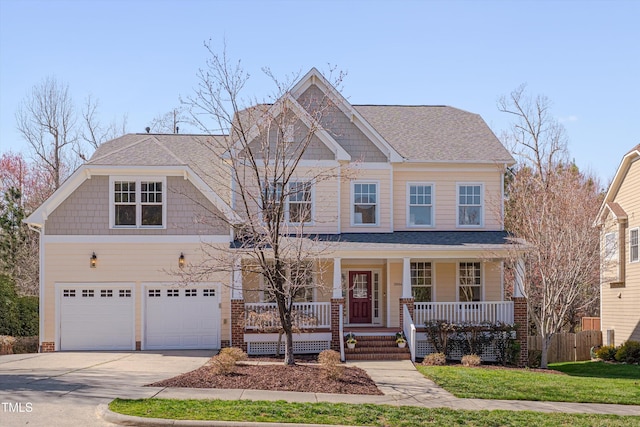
[[58, 283, 220, 351]]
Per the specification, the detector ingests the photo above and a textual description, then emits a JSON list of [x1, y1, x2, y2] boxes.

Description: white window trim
[[260, 180, 315, 225], [258, 261, 317, 303], [630, 228, 639, 263], [109, 176, 167, 229], [351, 180, 380, 227], [456, 182, 484, 228], [604, 231, 618, 262], [456, 261, 484, 302], [406, 182, 435, 228], [410, 261, 436, 302]]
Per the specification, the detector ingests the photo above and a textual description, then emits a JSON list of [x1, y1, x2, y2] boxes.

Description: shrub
[[461, 354, 481, 367], [422, 352, 446, 366], [210, 353, 238, 375], [13, 336, 38, 354], [595, 345, 618, 362], [0, 275, 38, 337], [0, 335, 16, 355], [318, 349, 343, 380], [615, 341, 640, 364], [219, 347, 248, 363]]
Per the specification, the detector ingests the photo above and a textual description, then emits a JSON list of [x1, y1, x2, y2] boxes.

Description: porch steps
[[345, 335, 411, 361]]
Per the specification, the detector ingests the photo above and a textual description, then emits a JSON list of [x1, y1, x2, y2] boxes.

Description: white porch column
[[514, 257, 525, 298], [333, 257, 342, 298], [232, 257, 243, 299], [402, 257, 412, 298]]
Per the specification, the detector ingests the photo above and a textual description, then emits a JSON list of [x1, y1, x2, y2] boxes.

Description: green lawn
[[109, 398, 639, 427], [416, 361, 640, 405]]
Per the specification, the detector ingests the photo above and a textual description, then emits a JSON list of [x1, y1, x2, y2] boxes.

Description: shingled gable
[[24, 134, 240, 227], [291, 68, 404, 163], [227, 93, 351, 161], [595, 144, 640, 226]]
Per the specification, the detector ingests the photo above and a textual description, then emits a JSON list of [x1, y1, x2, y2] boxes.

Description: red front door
[[349, 271, 372, 324]]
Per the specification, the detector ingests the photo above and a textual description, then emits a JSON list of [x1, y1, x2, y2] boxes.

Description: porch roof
[[231, 231, 522, 254]]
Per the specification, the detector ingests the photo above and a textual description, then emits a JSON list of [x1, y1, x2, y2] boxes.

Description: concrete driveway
[[0, 350, 214, 426]]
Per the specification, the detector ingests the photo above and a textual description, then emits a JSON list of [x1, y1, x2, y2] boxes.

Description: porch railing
[[244, 302, 331, 330], [414, 301, 514, 325], [403, 304, 416, 362]]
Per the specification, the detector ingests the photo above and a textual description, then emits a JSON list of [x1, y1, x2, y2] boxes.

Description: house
[[25, 68, 527, 363], [595, 144, 640, 345]]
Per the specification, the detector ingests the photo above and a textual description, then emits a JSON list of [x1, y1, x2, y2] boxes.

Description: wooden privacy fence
[[528, 330, 603, 363]]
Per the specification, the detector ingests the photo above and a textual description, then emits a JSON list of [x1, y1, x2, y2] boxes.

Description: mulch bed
[[147, 356, 382, 395]]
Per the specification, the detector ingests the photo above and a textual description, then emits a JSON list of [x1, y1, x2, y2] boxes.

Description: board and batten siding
[[393, 165, 505, 231], [45, 176, 229, 235], [41, 242, 231, 346], [601, 158, 640, 343]]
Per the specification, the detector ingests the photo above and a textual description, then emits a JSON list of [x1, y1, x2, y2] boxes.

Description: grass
[[416, 361, 640, 405], [109, 398, 640, 426]]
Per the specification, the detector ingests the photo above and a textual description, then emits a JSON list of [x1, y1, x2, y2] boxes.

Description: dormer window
[[110, 177, 166, 228]]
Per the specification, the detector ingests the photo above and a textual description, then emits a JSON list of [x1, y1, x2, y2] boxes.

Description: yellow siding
[[393, 165, 504, 231], [602, 158, 640, 343], [42, 242, 231, 344], [436, 263, 457, 301]]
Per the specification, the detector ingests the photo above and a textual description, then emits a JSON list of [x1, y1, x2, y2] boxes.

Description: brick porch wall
[[330, 298, 345, 351], [513, 297, 528, 367], [399, 297, 415, 328], [231, 299, 247, 351], [41, 342, 55, 352]]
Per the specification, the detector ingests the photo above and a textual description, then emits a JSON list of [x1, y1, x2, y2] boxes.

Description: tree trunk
[[282, 310, 295, 366], [540, 334, 552, 369]]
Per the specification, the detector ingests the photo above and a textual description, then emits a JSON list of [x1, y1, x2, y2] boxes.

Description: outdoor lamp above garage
[[179, 253, 185, 268], [90, 252, 97, 268]]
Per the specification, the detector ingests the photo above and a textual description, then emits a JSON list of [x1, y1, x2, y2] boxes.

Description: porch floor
[[343, 327, 398, 336]]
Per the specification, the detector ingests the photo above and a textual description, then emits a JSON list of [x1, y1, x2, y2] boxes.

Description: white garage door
[[60, 285, 135, 351], [144, 285, 220, 350]]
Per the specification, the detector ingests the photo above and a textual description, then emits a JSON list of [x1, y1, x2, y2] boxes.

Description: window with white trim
[[459, 262, 481, 302], [457, 184, 482, 226], [352, 182, 378, 225], [261, 261, 314, 302], [288, 182, 312, 224], [408, 184, 433, 227], [630, 228, 639, 263], [604, 232, 618, 262], [411, 261, 432, 302], [262, 181, 313, 224], [112, 177, 165, 228]]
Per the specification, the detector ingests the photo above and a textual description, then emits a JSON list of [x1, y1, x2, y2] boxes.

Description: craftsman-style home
[[26, 68, 527, 362]]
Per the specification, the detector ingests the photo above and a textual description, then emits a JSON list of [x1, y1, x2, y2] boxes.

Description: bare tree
[[80, 94, 128, 158], [148, 107, 190, 134], [15, 77, 78, 190], [181, 43, 348, 365], [500, 87, 602, 368]]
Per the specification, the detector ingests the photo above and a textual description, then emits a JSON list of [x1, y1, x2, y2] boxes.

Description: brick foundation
[[399, 297, 415, 328], [40, 342, 55, 352], [221, 340, 230, 349], [330, 298, 345, 351], [231, 299, 246, 351], [513, 297, 528, 367]]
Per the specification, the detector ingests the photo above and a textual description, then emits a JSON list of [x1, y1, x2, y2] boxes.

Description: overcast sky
[[1, 0, 638, 185]]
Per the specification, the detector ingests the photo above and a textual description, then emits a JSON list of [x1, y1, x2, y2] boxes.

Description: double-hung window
[[261, 261, 314, 302], [262, 181, 312, 224], [353, 182, 378, 225], [288, 182, 312, 224], [112, 177, 165, 228], [457, 184, 483, 227], [459, 262, 481, 302], [411, 261, 433, 302], [630, 228, 639, 263], [408, 183, 433, 227]]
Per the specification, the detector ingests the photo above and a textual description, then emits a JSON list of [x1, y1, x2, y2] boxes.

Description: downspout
[[28, 223, 44, 353]]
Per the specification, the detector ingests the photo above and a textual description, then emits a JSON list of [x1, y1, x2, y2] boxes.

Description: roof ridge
[[88, 135, 154, 164], [150, 135, 187, 165]]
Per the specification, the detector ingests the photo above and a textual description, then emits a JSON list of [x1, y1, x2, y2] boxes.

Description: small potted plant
[[396, 331, 407, 348], [345, 332, 357, 349]]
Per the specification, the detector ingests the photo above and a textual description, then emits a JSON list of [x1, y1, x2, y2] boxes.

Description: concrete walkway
[[101, 359, 640, 426]]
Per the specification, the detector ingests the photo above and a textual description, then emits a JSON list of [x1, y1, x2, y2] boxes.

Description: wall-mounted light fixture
[[179, 253, 185, 268], [90, 252, 97, 268]]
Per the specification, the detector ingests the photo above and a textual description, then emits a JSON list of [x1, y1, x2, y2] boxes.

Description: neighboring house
[[595, 144, 640, 345], [25, 68, 527, 362]]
